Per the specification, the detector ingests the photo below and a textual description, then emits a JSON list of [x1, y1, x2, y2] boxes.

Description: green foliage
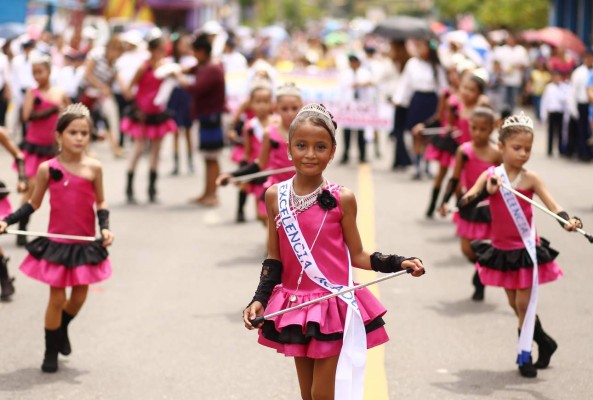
[[247, 0, 323, 29], [435, 0, 549, 30]]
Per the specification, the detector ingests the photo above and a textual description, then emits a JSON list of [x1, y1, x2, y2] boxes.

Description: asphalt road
[[1, 121, 592, 400]]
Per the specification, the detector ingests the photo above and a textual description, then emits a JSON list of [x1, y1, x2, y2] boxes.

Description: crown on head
[[296, 103, 337, 136], [501, 111, 533, 130], [60, 103, 91, 119], [276, 82, 301, 98]]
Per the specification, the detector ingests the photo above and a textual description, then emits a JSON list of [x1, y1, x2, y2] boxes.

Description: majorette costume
[[19, 158, 112, 287]]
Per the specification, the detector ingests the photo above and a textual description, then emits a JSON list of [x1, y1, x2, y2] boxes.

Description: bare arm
[[28, 163, 50, 209], [258, 131, 271, 169], [340, 188, 372, 270], [265, 186, 281, 260], [0, 127, 23, 159], [84, 58, 111, 94], [92, 161, 114, 246], [21, 89, 34, 122]]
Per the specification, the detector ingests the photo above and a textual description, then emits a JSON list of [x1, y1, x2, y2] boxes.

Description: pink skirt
[[0, 197, 12, 219], [20, 256, 112, 288], [424, 144, 455, 167], [121, 118, 177, 140], [257, 285, 389, 358], [453, 213, 491, 240], [18, 151, 53, 178], [476, 261, 563, 290], [230, 145, 245, 164]]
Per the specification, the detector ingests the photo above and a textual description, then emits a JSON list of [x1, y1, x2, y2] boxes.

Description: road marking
[[357, 163, 389, 400]]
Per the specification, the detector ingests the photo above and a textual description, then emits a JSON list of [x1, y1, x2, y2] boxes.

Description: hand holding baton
[[249, 267, 420, 328]]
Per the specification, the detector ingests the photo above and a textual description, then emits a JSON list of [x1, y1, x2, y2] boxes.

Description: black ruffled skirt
[[26, 237, 109, 268]]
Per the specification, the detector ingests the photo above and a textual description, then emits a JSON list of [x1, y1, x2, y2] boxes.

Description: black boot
[[148, 170, 158, 203], [171, 154, 179, 176], [16, 215, 29, 246], [0, 256, 15, 301], [126, 171, 136, 204], [59, 310, 75, 356], [471, 270, 485, 301], [533, 316, 557, 369], [237, 190, 247, 223], [41, 329, 60, 373], [425, 187, 440, 218], [517, 329, 537, 378]]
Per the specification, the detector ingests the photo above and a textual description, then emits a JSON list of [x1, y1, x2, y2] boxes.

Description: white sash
[[250, 118, 265, 142], [495, 165, 538, 365], [278, 179, 367, 400]]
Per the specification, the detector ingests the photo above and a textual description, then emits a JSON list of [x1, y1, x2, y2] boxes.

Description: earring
[[57, 143, 62, 152], [288, 154, 293, 160]]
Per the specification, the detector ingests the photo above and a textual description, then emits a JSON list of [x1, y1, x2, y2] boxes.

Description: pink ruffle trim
[[121, 118, 176, 140], [424, 144, 455, 167], [476, 261, 563, 290], [20, 256, 112, 288]]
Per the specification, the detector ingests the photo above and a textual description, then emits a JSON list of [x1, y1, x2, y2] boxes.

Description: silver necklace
[[510, 171, 523, 189], [290, 180, 324, 212]]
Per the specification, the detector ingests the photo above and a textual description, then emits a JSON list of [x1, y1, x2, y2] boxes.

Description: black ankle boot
[[126, 171, 136, 204], [59, 310, 75, 356], [471, 270, 485, 301], [533, 316, 557, 369], [171, 154, 179, 176], [237, 191, 247, 223], [517, 329, 537, 378], [425, 187, 440, 218], [42, 329, 60, 373], [148, 170, 158, 203], [16, 216, 29, 246], [0, 257, 15, 300]]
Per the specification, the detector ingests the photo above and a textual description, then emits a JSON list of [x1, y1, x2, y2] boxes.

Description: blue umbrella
[[0, 23, 26, 40]]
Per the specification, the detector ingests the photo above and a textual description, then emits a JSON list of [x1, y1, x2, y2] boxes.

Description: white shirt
[[570, 64, 592, 104], [114, 48, 150, 94], [493, 44, 529, 87], [340, 65, 374, 103], [540, 81, 569, 121], [55, 65, 85, 98], [10, 52, 36, 103], [393, 57, 446, 107], [221, 51, 247, 74], [0, 53, 10, 91]]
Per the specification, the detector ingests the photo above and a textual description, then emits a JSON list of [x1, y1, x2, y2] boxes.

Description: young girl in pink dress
[[243, 103, 425, 399], [459, 112, 582, 378], [438, 107, 501, 301], [0, 127, 28, 300], [17, 55, 69, 245], [121, 30, 176, 203], [0, 104, 114, 373]]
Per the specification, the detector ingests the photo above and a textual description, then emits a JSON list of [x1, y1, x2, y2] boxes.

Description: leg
[[199, 157, 220, 206], [0, 250, 15, 300], [294, 357, 315, 400], [148, 139, 162, 202], [357, 129, 366, 163], [184, 126, 195, 173], [42, 287, 67, 373], [60, 285, 89, 356], [463, 239, 485, 301], [412, 134, 423, 179], [513, 287, 538, 377], [126, 137, 145, 203], [311, 356, 339, 400], [17, 176, 36, 246], [426, 165, 447, 217], [547, 118, 554, 156], [171, 130, 180, 175], [341, 129, 351, 163], [101, 96, 124, 157]]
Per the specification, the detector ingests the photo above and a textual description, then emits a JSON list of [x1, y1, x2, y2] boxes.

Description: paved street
[[1, 124, 593, 400]]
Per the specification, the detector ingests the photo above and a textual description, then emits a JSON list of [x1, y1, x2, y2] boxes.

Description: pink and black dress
[[257, 129, 294, 217], [243, 117, 265, 196], [19, 89, 59, 178], [471, 181, 563, 289], [453, 142, 495, 240], [20, 158, 111, 288], [0, 181, 11, 219], [230, 108, 256, 164], [258, 183, 388, 358], [121, 62, 177, 140], [425, 97, 472, 168]]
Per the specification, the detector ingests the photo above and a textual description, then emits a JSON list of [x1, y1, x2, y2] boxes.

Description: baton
[[228, 166, 296, 184], [5, 229, 97, 242], [250, 267, 419, 327]]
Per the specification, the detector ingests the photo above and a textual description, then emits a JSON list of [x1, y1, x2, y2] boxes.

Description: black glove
[[248, 259, 283, 309], [2, 203, 35, 226]]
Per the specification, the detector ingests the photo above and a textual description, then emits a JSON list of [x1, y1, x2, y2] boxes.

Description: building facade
[[550, 0, 592, 47]]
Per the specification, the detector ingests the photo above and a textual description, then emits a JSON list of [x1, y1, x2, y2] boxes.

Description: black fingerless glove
[[556, 211, 582, 229], [3, 203, 35, 226], [370, 252, 420, 273], [97, 209, 110, 230], [231, 162, 260, 178], [457, 186, 489, 210], [440, 177, 459, 206], [249, 259, 283, 309]]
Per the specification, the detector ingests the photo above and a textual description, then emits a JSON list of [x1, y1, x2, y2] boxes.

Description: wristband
[[441, 177, 459, 205], [97, 209, 110, 230], [458, 186, 489, 210], [3, 203, 35, 226], [231, 162, 260, 178], [249, 259, 283, 309], [15, 158, 27, 182]]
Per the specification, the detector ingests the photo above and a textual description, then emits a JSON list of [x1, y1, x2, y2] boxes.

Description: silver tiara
[[296, 103, 336, 135], [276, 82, 301, 98], [60, 103, 91, 119], [501, 111, 533, 130]]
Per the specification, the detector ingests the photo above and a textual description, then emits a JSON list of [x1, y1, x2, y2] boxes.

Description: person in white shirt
[[221, 38, 247, 74], [339, 54, 374, 164], [393, 39, 446, 179], [540, 70, 570, 156], [568, 50, 593, 160], [0, 45, 11, 126], [492, 35, 529, 112]]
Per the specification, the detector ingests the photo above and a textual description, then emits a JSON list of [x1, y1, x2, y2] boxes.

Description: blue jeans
[[504, 86, 520, 112]]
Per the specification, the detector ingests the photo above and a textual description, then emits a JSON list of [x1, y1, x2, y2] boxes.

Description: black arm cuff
[[250, 259, 283, 309], [441, 177, 459, 205], [15, 158, 27, 182], [557, 211, 570, 228], [3, 203, 35, 226], [457, 186, 489, 210], [231, 162, 260, 178], [97, 209, 110, 230], [370, 252, 406, 273]]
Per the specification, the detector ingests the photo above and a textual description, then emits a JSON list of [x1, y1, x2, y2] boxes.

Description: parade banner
[[226, 70, 394, 131]]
